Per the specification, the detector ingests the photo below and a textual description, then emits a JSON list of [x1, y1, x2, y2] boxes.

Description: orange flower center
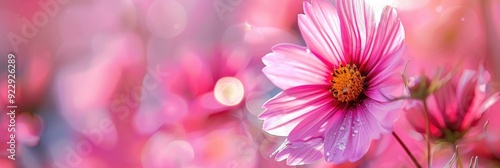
[[330, 64, 365, 103]]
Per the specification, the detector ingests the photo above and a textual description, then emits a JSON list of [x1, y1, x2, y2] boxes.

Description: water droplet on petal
[[353, 130, 359, 134], [338, 144, 346, 151], [306, 48, 311, 54], [340, 126, 344, 131]]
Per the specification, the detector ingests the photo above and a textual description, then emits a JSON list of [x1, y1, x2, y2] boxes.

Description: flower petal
[[360, 99, 401, 130], [455, 70, 478, 113], [298, 0, 345, 67], [460, 69, 500, 129], [262, 44, 330, 90], [365, 47, 404, 90], [364, 65, 403, 103], [335, 0, 404, 68], [404, 101, 427, 134], [274, 138, 324, 165], [260, 85, 332, 136], [404, 99, 446, 137], [324, 99, 402, 163], [360, 6, 405, 72], [287, 101, 342, 142], [432, 80, 460, 128], [336, 0, 376, 64], [324, 108, 379, 163]]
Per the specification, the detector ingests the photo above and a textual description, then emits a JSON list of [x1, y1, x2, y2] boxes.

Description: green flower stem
[[422, 100, 432, 168], [392, 132, 422, 168]]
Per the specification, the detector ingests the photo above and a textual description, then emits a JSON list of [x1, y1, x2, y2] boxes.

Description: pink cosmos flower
[[260, 0, 405, 165], [402, 67, 500, 167], [405, 68, 499, 144]]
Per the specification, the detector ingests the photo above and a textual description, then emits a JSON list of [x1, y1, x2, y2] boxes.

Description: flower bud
[[407, 75, 432, 99]]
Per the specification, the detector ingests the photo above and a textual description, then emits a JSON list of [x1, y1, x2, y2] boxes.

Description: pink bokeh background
[[0, 0, 499, 167]]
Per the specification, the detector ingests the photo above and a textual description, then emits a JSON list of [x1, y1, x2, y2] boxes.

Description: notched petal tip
[[302, 0, 313, 13]]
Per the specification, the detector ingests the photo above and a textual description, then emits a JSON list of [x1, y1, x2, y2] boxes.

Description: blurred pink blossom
[[405, 68, 499, 142], [152, 25, 292, 130], [403, 67, 499, 167]]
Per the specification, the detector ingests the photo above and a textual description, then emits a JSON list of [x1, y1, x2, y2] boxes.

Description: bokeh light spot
[[142, 133, 194, 168], [146, 0, 187, 38], [214, 77, 245, 106]]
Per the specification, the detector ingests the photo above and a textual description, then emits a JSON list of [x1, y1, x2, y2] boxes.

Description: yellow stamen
[[330, 64, 365, 103]]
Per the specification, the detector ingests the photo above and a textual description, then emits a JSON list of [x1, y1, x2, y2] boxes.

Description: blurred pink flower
[[405, 67, 499, 143], [403, 67, 500, 167], [153, 27, 285, 130], [260, 0, 405, 165]]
